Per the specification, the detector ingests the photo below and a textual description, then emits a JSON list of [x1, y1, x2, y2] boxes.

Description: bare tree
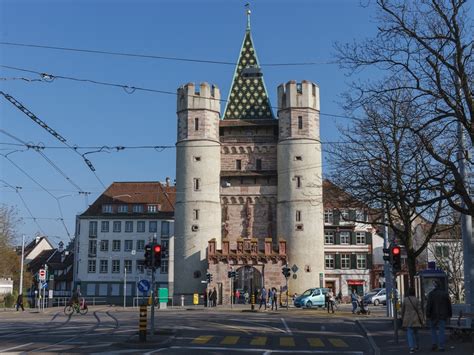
[[329, 90, 453, 285], [335, 0, 473, 215]]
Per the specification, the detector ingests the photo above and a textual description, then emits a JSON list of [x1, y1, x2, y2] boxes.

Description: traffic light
[[282, 266, 291, 278], [153, 244, 162, 268], [391, 245, 402, 273], [206, 272, 213, 283], [144, 244, 153, 268], [383, 248, 391, 262]]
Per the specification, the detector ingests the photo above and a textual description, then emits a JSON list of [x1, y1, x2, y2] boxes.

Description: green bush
[[4, 293, 15, 308]]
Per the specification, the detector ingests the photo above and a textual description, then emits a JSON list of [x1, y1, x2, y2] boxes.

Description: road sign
[[291, 264, 298, 273], [41, 282, 48, 289], [39, 269, 46, 281], [48, 290, 53, 299], [137, 279, 150, 293], [158, 288, 169, 303]]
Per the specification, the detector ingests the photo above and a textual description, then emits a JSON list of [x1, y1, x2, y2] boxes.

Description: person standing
[[16, 294, 24, 311], [271, 287, 278, 311], [235, 289, 240, 304], [327, 288, 335, 313], [259, 287, 267, 310], [426, 281, 452, 352], [208, 289, 212, 307], [211, 287, 217, 307], [351, 289, 358, 314], [402, 288, 424, 353]]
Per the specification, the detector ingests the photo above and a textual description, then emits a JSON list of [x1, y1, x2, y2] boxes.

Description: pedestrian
[[327, 288, 335, 313], [244, 290, 249, 304], [204, 290, 208, 307], [235, 289, 240, 304], [271, 287, 278, 311], [259, 287, 267, 310], [208, 289, 213, 307], [211, 287, 217, 307], [337, 290, 343, 303], [254, 289, 259, 306], [401, 287, 424, 354], [351, 289, 358, 314], [426, 281, 452, 352], [16, 294, 24, 311], [325, 291, 329, 310]]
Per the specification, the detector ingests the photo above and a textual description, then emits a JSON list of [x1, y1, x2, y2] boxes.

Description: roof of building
[[322, 179, 367, 209], [80, 181, 176, 217], [223, 24, 274, 120], [23, 236, 54, 257]]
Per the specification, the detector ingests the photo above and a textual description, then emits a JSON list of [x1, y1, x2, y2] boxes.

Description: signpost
[[39, 269, 46, 282]]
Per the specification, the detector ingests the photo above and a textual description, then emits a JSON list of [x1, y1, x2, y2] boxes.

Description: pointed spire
[[245, 3, 251, 31]]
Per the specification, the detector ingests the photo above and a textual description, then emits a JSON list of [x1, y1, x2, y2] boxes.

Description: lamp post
[[19, 234, 25, 295], [124, 267, 127, 308]]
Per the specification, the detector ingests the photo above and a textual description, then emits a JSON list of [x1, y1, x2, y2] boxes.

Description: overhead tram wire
[[0, 64, 364, 122], [0, 41, 334, 67]]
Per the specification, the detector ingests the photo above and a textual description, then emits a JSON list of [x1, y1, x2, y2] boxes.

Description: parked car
[[364, 288, 399, 306], [294, 288, 329, 308]]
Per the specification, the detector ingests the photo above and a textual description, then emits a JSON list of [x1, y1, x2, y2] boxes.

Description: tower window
[[295, 156, 302, 161], [295, 176, 302, 188], [194, 117, 199, 131], [298, 116, 303, 130], [296, 224, 304, 231], [194, 156, 201, 162], [296, 210, 302, 222], [236, 159, 242, 170], [193, 178, 200, 191], [193, 209, 199, 220], [256, 159, 262, 171]]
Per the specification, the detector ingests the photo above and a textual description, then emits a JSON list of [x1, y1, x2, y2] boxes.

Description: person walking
[[244, 290, 249, 304], [327, 288, 335, 313], [351, 289, 359, 314], [235, 289, 240, 304], [259, 287, 267, 310], [271, 287, 278, 311], [211, 287, 217, 307], [16, 294, 24, 311], [402, 287, 424, 353], [426, 281, 452, 352]]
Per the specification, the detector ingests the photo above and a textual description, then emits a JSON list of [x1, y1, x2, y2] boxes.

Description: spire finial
[[245, 3, 251, 31]]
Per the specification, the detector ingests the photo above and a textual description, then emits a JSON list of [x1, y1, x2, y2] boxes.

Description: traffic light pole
[[383, 210, 393, 318], [150, 266, 156, 335]]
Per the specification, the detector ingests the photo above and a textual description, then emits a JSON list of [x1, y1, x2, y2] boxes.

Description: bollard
[[181, 295, 184, 307], [139, 305, 147, 342], [251, 293, 255, 311]]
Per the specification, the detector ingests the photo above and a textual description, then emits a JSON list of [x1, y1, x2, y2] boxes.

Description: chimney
[[58, 241, 64, 253], [165, 177, 170, 187], [35, 236, 41, 244]]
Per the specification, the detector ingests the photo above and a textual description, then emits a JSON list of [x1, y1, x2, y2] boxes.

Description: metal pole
[[231, 275, 233, 309], [123, 267, 127, 308], [19, 235, 25, 296], [384, 209, 393, 317], [393, 291, 399, 344], [151, 267, 155, 334]]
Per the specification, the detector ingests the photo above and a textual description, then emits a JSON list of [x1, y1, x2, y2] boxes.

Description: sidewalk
[[358, 318, 472, 355]]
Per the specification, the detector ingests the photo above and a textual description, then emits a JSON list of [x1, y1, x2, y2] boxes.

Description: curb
[[355, 319, 380, 355], [118, 329, 176, 349]]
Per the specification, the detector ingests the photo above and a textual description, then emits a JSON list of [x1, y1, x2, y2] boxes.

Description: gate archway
[[234, 266, 262, 302]]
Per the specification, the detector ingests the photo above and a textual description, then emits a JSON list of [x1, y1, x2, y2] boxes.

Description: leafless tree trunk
[[335, 0, 473, 215]]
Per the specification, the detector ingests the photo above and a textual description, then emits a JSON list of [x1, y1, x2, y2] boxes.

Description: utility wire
[[0, 41, 334, 67], [0, 64, 363, 121]]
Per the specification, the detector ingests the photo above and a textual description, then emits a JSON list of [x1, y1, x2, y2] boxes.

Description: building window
[[112, 260, 120, 273], [341, 254, 351, 269], [295, 156, 302, 161], [100, 260, 108, 273], [118, 205, 128, 213], [340, 209, 350, 224], [136, 240, 145, 252], [193, 178, 200, 191], [356, 232, 366, 245], [325, 231, 335, 244], [101, 221, 109, 233], [295, 224, 304, 231], [112, 240, 121, 252], [113, 221, 121, 233], [136, 260, 145, 274], [124, 260, 132, 272], [192, 224, 199, 232], [148, 205, 157, 213], [137, 221, 145, 233], [100, 240, 109, 252], [298, 116, 303, 130], [149, 221, 158, 233], [102, 204, 113, 213], [193, 209, 199, 221], [256, 159, 262, 171], [89, 221, 98, 237], [161, 221, 170, 237], [435, 245, 449, 258], [194, 156, 201, 162], [88, 260, 96, 273], [356, 209, 366, 222], [236, 159, 242, 170], [194, 117, 199, 131], [296, 210, 302, 222], [161, 239, 169, 259], [88, 240, 97, 256], [160, 260, 169, 273], [357, 254, 367, 269], [325, 254, 335, 269], [133, 205, 144, 213], [124, 240, 133, 252], [340, 231, 350, 244], [295, 176, 302, 188], [125, 221, 133, 233], [324, 210, 333, 224]]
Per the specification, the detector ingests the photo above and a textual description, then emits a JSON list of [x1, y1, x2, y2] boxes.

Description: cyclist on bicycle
[[69, 290, 80, 312]]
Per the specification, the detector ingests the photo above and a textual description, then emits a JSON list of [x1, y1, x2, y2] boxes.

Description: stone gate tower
[[277, 81, 324, 294]]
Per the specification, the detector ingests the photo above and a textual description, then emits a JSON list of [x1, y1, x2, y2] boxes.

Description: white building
[[74, 181, 175, 305]]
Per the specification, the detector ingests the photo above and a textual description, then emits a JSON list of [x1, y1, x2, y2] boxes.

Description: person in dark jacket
[[16, 294, 24, 311], [426, 281, 452, 352]]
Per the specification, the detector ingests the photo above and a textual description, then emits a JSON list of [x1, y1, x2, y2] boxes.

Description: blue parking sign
[[137, 279, 150, 293]]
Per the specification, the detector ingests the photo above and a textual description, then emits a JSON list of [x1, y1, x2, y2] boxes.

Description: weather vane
[[245, 2, 251, 31]]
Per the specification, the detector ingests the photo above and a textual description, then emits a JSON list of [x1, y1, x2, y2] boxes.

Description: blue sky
[[0, 0, 379, 245]]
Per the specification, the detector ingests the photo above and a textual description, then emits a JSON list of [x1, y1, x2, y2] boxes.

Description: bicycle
[[64, 300, 88, 315]]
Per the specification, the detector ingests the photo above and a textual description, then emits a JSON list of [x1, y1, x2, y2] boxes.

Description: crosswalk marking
[[307, 337, 324, 347], [192, 335, 213, 344], [220, 336, 239, 345], [250, 336, 267, 346], [279, 337, 295, 347], [329, 338, 348, 347]]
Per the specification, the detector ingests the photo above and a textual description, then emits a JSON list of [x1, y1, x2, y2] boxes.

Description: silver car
[[364, 288, 399, 306]]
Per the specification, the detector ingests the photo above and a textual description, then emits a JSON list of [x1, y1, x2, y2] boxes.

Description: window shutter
[[366, 232, 372, 245], [333, 209, 340, 225], [367, 254, 373, 269], [350, 232, 356, 245], [335, 254, 341, 269], [335, 232, 340, 245], [351, 254, 357, 269]]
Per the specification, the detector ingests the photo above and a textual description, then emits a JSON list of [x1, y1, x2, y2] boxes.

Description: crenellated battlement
[[177, 82, 221, 113], [277, 80, 320, 111]]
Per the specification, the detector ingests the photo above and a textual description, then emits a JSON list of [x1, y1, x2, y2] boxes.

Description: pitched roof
[[81, 181, 175, 217], [23, 236, 54, 257], [223, 28, 274, 120], [322, 179, 366, 209]]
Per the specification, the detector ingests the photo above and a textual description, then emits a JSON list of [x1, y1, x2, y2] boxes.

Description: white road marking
[[281, 318, 292, 335], [0, 342, 34, 352], [145, 346, 364, 354]]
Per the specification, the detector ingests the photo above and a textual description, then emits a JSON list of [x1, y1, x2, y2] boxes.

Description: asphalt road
[[0, 305, 377, 354]]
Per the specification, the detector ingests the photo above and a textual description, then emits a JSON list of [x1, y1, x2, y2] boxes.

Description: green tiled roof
[[223, 30, 274, 120]]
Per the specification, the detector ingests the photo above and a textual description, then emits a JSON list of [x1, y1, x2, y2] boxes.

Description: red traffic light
[[154, 245, 161, 253], [392, 246, 401, 255]]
